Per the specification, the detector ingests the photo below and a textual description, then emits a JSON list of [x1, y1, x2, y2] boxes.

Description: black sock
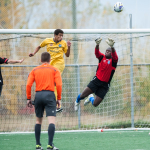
[[35, 124, 41, 145], [48, 123, 55, 146]]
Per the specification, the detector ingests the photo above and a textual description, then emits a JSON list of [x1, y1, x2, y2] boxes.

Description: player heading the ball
[[29, 29, 71, 113]]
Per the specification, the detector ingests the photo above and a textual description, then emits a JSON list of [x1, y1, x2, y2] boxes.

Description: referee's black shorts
[[87, 76, 109, 99], [34, 90, 56, 118]]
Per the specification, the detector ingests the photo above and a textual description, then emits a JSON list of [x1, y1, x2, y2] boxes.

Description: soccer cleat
[[36, 145, 43, 150], [56, 107, 63, 113], [84, 94, 94, 106], [74, 101, 80, 111], [47, 144, 59, 150]]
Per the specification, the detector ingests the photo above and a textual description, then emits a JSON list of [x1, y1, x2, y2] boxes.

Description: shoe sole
[[84, 94, 94, 106], [84, 100, 90, 106], [74, 101, 80, 111]]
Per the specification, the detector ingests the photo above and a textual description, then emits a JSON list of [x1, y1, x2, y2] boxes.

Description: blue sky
[[101, 0, 150, 28]]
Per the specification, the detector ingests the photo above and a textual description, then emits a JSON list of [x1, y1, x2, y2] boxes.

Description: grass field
[[0, 130, 150, 150]]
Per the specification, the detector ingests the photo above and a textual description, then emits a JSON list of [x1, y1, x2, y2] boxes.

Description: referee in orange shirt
[[26, 52, 62, 150]]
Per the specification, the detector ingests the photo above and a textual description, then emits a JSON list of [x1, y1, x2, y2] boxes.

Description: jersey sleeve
[[26, 70, 35, 99], [40, 38, 49, 48], [95, 48, 105, 60], [0, 57, 8, 64], [63, 41, 68, 54], [54, 69, 62, 100], [112, 51, 118, 63]]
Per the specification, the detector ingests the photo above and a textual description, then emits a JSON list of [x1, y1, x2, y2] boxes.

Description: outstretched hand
[[95, 37, 102, 45], [106, 38, 115, 48], [19, 59, 24, 63], [67, 41, 71, 47]]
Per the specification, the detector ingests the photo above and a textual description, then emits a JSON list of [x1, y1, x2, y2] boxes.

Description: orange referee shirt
[[26, 63, 62, 100]]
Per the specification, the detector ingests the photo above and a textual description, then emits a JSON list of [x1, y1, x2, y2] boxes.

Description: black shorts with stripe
[[87, 76, 109, 99], [34, 90, 56, 118]]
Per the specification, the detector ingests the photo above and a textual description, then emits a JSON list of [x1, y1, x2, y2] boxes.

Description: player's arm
[[65, 41, 71, 57], [95, 37, 104, 59], [7, 59, 24, 64], [111, 48, 118, 63], [26, 70, 35, 107], [29, 39, 48, 57], [29, 46, 41, 57], [54, 69, 62, 108], [106, 38, 118, 62]]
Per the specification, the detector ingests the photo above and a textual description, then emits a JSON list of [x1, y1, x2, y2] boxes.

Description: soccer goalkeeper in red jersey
[[74, 38, 118, 111]]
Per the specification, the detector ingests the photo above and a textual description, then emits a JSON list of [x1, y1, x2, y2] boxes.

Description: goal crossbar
[[0, 29, 150, 34]]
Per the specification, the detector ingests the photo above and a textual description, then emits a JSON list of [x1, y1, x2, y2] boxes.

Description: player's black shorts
[[87, 76, 109, 99], [34, 90, 56, 118], [0, 84, 3, 96]]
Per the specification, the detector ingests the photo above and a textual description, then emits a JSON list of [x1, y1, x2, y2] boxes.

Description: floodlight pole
[[129, 14, 134, 128]]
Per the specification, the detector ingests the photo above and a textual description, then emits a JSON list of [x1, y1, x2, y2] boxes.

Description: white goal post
[[1, 29, 150, 132]]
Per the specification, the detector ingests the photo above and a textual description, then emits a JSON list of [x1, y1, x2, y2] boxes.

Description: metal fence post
[[77, 65, 81, 128], [129, 14, 134, 128]]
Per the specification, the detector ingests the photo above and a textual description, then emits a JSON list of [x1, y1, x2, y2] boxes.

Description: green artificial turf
[[0, 130, 150, 150]]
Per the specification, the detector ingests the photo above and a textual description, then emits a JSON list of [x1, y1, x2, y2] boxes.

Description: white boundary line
[[0, 128, 150, 134]]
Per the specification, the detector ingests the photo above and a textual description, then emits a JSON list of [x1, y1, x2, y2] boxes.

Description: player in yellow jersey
[[29, 29, 71, 113]]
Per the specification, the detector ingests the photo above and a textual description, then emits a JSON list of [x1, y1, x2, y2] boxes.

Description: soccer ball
[[114, 2, 124, 12]]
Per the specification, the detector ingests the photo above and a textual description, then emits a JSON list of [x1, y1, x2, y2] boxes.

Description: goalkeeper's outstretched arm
[[111, 47, 118, 62], [95, 37, 104, 59], [95, 37, 102, 49], [106, 38, 118, 62]]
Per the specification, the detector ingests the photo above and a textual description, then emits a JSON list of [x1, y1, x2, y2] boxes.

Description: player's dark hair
[[41, 52, 50, 62], [54, 29, 64, 35]]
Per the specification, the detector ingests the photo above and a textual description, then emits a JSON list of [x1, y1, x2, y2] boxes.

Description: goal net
[[1, 29, 150, 132]]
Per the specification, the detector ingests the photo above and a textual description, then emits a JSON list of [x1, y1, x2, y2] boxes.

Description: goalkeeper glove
[[95, 37, 102, 45], [106, 38, 115, 48]]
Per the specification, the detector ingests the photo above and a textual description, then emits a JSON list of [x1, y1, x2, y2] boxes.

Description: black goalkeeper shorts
[[87, 76, 109, 99], [34, 90, 56, 118]]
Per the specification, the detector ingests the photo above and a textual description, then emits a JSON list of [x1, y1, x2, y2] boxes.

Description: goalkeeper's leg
[[74, 87, 93, 111], [84, 95, 103, 107], [84, 86, 109, 107]]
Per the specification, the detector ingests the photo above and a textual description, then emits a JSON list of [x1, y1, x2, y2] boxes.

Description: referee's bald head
[[41, 52, 51, 62]]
